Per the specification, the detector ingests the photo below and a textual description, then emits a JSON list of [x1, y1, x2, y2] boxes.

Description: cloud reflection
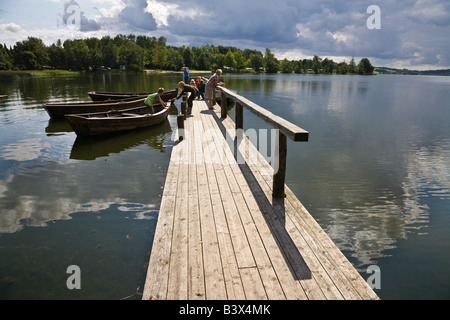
[[1, 138, 50, 162]]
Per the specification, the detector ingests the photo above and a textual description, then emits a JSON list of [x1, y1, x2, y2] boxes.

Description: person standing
[[205, 69, 224, 110], [182, 67, 190, 84]]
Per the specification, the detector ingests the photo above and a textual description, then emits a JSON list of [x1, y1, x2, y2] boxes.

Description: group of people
[[181, 67, 225, 111], [144, 68, 225, 115]]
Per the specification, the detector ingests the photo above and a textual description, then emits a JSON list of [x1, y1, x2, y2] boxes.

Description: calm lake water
[[0, 71, 449, 299]]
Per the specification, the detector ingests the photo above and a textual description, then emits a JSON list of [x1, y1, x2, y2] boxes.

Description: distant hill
[[375, 67, 450, 76]]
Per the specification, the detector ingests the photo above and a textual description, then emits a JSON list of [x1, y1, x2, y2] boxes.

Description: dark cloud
[[166, 0, 300, 44], [149, 0, 448, 68], [118, 0, 158, 31]]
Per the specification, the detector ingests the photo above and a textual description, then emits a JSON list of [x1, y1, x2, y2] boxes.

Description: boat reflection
[[69, 119, 173, 160], [45, 119, 73, 134]]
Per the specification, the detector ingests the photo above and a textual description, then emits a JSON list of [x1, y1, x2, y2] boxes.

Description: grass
[[0, 70, 81, 77]]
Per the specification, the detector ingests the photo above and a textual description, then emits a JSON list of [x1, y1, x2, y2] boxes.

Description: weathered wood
[[272, 132, 287, 198], [235, 102, 243, 132], [181, 101, 187, 120], [221, 91, 228, 118], [217, 87, 309, 142], [143, 98, 379, 300], [177, 114, 184, 141]]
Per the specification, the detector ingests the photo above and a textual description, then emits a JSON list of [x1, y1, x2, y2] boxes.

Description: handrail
[[217, 87, 308, 141], [216, 86, 309, 198]]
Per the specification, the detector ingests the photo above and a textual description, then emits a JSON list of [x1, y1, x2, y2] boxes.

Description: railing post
[[273, 132, 287, 198], [220, 90, 227, 118]]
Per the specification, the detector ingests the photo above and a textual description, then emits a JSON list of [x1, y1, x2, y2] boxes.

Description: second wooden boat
[[65, 102, 171, 136], [44, 89, 177, 120], [44, 97, 147, 120], [88, 89, 177, 101]]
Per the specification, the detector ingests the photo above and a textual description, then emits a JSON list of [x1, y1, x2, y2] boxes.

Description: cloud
[[1, 0, 449, 69], [117, 0, 158, 31], [0, 22, 23, 33]]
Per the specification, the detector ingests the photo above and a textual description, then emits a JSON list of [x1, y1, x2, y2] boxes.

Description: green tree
[[280, 59, 293, 73], [349, 57, 356, 74], [47, 41, 67, 69], [165, 47, 184, 70], [215, 53, 225, 70], [233, 51, 245, 71], [293, 60, 303, 74], [101, 42, 119, 68], [357, 58, 374, 75], [264, 48, 279, 73], [64, 39, 89, 70], [224, 51, 236, 70], [249, 53, 263, 72], [118, 41, 144, 71], [312, 55, 322, 74], [337, 61, 348, 74], [152, 44, 168, 71], [13, 37, 49, 70], [0, 44, 13, 70]]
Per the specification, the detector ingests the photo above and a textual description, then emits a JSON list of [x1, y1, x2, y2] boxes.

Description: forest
[[0, 34, 375, 75]]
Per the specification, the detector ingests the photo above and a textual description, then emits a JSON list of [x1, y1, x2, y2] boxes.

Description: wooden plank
[[185, 115, 206, 300], [220, 115, 378, 300], [196, 101, 246, 299], [142, 143, 182, 300], [217, 87, 309, 141], [144, 99, 378, 300], [194, 103, 228, 299]]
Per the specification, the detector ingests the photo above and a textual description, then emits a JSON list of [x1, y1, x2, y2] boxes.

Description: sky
[[1, 0, 449, 70]]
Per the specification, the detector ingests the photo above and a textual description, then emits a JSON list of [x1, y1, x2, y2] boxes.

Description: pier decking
[[142, 96, 378, 300]]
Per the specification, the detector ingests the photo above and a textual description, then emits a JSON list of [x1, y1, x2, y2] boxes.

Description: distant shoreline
[[145, 69, 211, 75]]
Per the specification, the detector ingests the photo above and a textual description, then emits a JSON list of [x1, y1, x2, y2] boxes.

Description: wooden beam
[[217, 87, 308, 142]]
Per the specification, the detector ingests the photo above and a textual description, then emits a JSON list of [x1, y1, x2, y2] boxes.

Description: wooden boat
[[88, 89, 177, 102], [65, 102, 171, 136], [44, 89, 177, 120], [44, 97, 147, 120]]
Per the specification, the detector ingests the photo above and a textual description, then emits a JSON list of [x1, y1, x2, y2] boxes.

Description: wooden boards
[[142, 99, 379, 300]]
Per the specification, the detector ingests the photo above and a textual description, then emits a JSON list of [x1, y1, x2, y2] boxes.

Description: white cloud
[[145, 0, 177, 28], [0, 22, 23, 33]]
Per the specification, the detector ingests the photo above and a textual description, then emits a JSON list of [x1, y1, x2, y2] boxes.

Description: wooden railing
[[216, 86, 309, 198]]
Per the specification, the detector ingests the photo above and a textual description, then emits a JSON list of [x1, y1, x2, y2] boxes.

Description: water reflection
[[70, 120, 172, 160], [236, 74, 450, 272]]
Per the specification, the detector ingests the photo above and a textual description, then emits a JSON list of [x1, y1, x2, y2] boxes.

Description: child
[[196, 76, 205, 100], [172, 81, 198, 115], [144, 87, 168, 113]]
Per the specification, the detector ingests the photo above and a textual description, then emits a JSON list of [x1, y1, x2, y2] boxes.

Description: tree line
[[0, 34, 374, 75]]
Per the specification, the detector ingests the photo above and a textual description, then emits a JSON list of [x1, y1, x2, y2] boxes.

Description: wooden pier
[[142, 89, 379, 300]]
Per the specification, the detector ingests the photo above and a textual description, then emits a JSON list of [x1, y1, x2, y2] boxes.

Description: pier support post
[[221, 91, 228, 119], [181, 101, 187, 120], [235, 102, 243, 132], [177, 114, 185, 141], [273, 132, 287, 198]]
